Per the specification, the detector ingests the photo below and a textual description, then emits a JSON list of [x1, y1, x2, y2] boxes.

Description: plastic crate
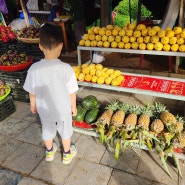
[[0, 70, 28, 85], [0, 70, 30, 102], [0, 40, 27, 55], [24, 43, 44, 60], [0, 96, 15, 121]]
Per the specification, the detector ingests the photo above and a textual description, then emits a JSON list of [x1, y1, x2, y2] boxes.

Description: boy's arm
[[29, 93, 37, 113], [70, 92, 77, 116]]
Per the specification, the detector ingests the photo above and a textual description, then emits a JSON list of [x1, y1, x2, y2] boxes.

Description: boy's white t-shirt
[[23, 59, 79, 123]]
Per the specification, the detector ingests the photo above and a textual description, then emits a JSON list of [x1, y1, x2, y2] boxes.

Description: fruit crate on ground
[[23, 42, 44, 60], [0, 40, 27, 55], [0, 96, 15, 121], [0, 70, 29, 102]]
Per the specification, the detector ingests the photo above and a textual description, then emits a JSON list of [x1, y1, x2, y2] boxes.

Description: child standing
[[23, 23, 79, 164]]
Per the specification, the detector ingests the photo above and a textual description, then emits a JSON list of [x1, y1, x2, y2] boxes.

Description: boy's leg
[[45, 139, 57, 161], [62, 138, 77, 164]]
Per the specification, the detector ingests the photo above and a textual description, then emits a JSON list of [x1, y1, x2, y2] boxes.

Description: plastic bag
[[0, 0, 8, 14], [26, 0, 39, 11], [92, 51, 105, 64]]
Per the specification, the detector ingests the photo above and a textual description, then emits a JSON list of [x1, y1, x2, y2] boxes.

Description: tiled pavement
[[1, 69, 185, 185]]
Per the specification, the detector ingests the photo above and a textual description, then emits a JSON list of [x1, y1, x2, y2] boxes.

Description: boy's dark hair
[[39, 23, 63, 50]]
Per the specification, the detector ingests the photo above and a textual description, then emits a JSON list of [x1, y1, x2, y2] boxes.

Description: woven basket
[[17, 37, 39, 43]]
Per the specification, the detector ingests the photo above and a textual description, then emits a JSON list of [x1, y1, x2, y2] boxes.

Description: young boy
[[23, 23, 79, 164]]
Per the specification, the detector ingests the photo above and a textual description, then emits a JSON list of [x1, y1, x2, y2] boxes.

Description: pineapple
[[137, 103, 153, 130], [96, 100, 119, 143], [172, 131, 185, 148], [150, 119, 164, 134], [105, 103, 129, 141], [160, 111, 176, 126], [96, 100, 119, 126], [110, 103, 130, 127], [174, 115, 185, 133], [152, 102, 167, 119], [124, 105, 140, 130]]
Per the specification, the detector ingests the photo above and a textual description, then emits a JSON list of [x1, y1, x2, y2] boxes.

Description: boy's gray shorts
[[41, 115, 73, 140]]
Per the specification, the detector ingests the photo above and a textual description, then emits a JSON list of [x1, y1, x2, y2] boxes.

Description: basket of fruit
[[17, 26, 40, 43], [0, 50, 33, 72], [0, 24, 17, 42], [0, 80, 11, 101]]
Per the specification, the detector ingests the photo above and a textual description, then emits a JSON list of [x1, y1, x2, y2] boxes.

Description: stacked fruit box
[[0, 70, 29, 102], [0, 96, 15, 121]]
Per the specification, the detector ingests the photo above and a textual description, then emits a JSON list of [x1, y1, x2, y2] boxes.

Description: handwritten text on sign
[[121, 75, 185, 96]]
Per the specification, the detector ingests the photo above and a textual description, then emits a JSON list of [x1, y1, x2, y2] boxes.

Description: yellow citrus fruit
[[161, 36, 170, 45], [147, 43, 154, 50], [99, 28, 106, 36], [103, 41, 110, 48], [148, 29, 157, 36], [82, 67, 90, 75], [97, 76, 105, 84], [177, 38, 184, 45], [101, 35, 108, 41], [136, 24, 146, 31], [122, 36, 130, 43], [79, 39, 85, 46], [141, 28, 148, 37], [108, 35, 115, 42], [153, 26, 161, 32], [89, 63, 96, 69], [169, 37, 177, 45], [139, 43, 147, 50], [106, 24, 114, 30], [163, 44, 171, 51], [129, 36, 136, 43], [93, 27, 100, 34], [95, 35, 102, 41], [83, 34, 89, 40], [116, 75, 124, 81], [128, 23, 136, 30], [85, 74, 92, 82], [173, 26, 182, 35], [104, 77, 112, 85], [77, 73, 85, 81], [157, 30, 166, 38], [88, 28, 94, 35], [119, 29, 126, 37], [179, 45, 185, 52], [144, 36, 151, 43], [154, 42, 163, 51], [96, 64, 103, 70], [111, 41, 118, 48], [151, 36, 159, 44], [115, 35, 121, 42], [85, 40, 91, 47], [180, 30, 185, 38], [118, 42, 124, 49], [90, 40, 97, 47], [89, 68, 96, 76], [137, 37, 144, 43], [124, 43, 131, 49], [133, 30, 141, 38], [166, 30, 174, 38], [106, 69, 114, 75], [171, 44, 179, 52], [125, 29, 133, 37], [111, 78, 121, 86], [97, 41, 103, 47], [81, 63, 89, 68], [89, 34, 96, 41], [112, 29, 119, 36], [91, 75, 98, 83], [131, 42, 139, 49], [105, 29, 112, 36]]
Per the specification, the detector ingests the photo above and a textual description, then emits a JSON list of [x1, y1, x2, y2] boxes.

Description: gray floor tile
[[75, 134, 106, 163], [64, 159, 113, 185], [0, 167, 23, 185], [18, 177, 48, 185], [101, 147, 141, 174], [0, 117, 32, 138], [0, 135, 23, 163], [3, 143, 44, 174], [17, 122, 43, 146], [108, 169, 158, 185], [136, 150, 181, 185], [31, 152, 79, 185]]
